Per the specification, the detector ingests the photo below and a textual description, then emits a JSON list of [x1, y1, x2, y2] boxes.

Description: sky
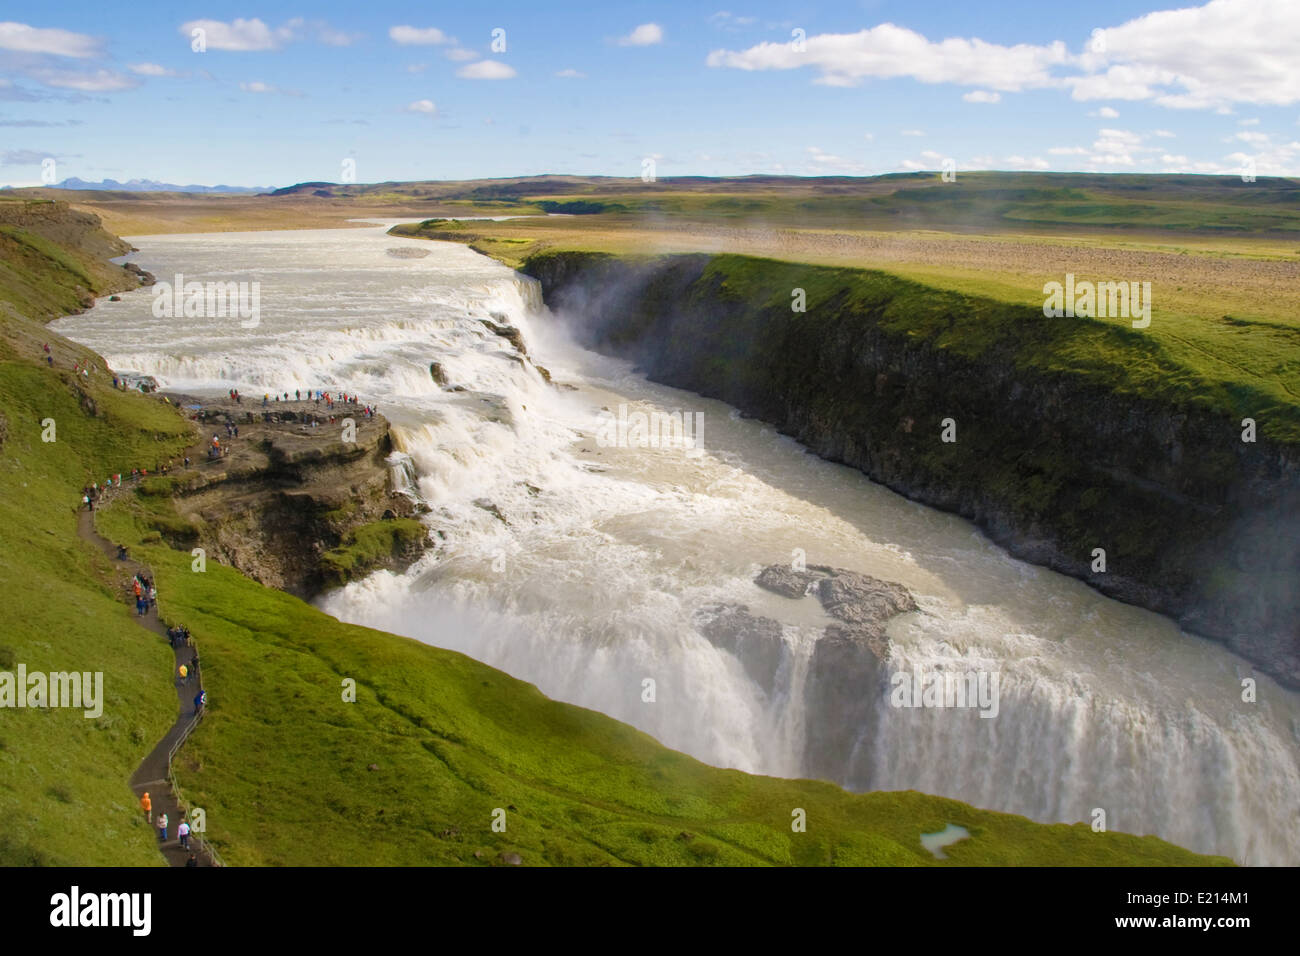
[[1, 0, 1298, 188]]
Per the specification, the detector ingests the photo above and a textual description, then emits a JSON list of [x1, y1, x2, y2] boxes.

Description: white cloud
[[0, 22, 99, 57], [707, 23, 1067, 91], [1069, 0, 1300, 109], [1089, 127, 1144, 164], [962, 90, 1000, 103], [29, 68, 135, 91], [709, 12, 757, 31], [180, 18, 298, 52], [1005, 155, 1051, 169], [1153, 128, 1175, 137], [314, 23, 359, 47], [805, 145, 869, 174], [406, 99, 437, 114], [618, 24, 664, 47], [239, 80, 302, 96], [457, 60, 516, 80], [708, 1, 1300, 112], [1090, 106, 1120, 118], [556, 68, 586, 79], [128, 62, 179, 77], [389, 26, 450, 46], [1239, 117, 1260, 126], [1048, 146, 1089, 155]]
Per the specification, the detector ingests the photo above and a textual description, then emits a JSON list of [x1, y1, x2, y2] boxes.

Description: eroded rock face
[[694, 603, 787, 695], [696, 564, 919, 785], [756, 563, 918, 785]]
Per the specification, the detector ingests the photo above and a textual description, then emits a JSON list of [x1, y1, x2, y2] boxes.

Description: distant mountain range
[[49, 177, 268, 194]]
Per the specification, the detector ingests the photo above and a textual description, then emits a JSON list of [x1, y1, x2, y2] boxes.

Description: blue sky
[[1, 0, 1297, 187]]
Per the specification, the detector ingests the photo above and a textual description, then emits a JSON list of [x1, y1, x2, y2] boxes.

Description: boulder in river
[[480, 318, 528, 355], [754, 564, 819, 598]]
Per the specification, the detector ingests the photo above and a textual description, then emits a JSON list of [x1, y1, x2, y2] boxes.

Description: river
[[51, 223, 1300, 865]]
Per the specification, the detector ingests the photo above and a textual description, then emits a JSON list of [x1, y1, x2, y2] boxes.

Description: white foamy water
[[53, 225, 1300, 865]]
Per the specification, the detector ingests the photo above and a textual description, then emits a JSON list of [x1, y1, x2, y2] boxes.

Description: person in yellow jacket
[[140, 791, 152, 823]]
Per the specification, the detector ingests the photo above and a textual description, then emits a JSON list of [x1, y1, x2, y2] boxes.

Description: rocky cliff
[[147, 403, 428, 597], [523, 250, 1300, 688]]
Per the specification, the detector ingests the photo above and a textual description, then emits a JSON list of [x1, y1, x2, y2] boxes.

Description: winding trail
[[77, 504, 218, 867]]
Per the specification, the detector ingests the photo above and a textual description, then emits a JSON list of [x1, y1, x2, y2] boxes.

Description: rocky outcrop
[[699, 564, 918, 783], [694, 603, 787, 694], [481, 317, 528, 355], [524, 250, 1300, 688], [161, 406, 429, 597]]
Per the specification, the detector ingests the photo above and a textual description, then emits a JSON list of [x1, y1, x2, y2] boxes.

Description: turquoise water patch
[[921, 824, 970, 859]]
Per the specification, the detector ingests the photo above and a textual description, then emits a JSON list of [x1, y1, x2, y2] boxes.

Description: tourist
[[178, 664, 188, 684], [157, 812, 168, 842], [194, 690, 206, 715], [185, 853, 198, 867], [178, 819, 191, 850], [140, 791, 152, 823]]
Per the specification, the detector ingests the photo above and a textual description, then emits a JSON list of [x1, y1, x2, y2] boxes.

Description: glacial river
[[52, 224, 1300, 865]]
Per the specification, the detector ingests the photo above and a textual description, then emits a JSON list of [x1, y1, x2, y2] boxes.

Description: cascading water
[[53, 223, 1300, 865]]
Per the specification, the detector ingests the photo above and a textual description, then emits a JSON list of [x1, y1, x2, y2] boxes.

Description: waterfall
[[52, 223, 1300, 866]]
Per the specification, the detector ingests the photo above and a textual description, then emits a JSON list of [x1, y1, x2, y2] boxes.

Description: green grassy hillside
[[96, 492, 1226, 867]]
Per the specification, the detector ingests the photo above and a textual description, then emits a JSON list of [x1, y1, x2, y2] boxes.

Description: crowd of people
[[253, 388, 378, 421], [132, 573, 157, 617], [139, 794, 200, 861]]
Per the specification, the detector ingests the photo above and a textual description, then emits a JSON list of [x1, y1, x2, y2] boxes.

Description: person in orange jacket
[[140, 791, 152, 823]]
